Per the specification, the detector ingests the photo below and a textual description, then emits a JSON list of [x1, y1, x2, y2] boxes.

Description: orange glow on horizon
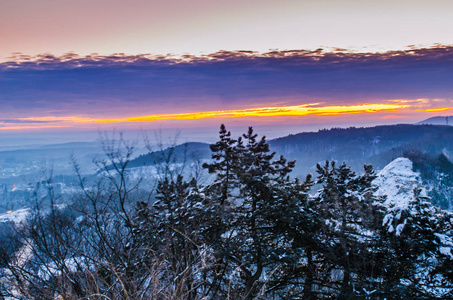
[[417, 107, 452, 112], [94, 103, 410, 124], [1, 101, 443, 131]]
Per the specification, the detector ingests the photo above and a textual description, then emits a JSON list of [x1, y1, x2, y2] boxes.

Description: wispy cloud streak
[[0, 101, 432, 130]]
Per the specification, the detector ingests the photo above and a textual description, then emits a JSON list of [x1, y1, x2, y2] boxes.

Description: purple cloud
[[1, 46, 452, 119]]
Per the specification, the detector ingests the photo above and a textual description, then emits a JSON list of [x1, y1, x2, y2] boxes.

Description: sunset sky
[[1, 0, 453, 139]]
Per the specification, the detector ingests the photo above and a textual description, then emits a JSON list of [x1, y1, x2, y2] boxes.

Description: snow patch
[[439, 247, 453, 259], [0, 208, 29, 223], [435, 233, 453, 259], [395, 219, 407, 236]]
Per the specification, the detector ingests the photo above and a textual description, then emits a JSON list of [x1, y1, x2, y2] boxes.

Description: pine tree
[[380, 188, 453, 298], [202, 125, 313, 299], [264, 174, 316, 299], [152, 176, 208, 299], [200, 125, 240, 297], [203, 124, 239, 204], [313, 161, 385, 299]]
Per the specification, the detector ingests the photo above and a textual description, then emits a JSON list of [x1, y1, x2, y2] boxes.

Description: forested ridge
[[127, 124, 453, 177], [270, 124, 453, 176], [1, 125, 453, 299]]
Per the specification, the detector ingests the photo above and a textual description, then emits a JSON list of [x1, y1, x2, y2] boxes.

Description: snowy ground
[[0, 208, 29, 223]]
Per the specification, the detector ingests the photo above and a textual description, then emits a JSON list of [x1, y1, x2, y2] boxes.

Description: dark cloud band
[[0, 46, 452, 118]]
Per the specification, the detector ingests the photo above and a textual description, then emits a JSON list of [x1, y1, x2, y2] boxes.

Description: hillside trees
[[3, 125, 453, 299]]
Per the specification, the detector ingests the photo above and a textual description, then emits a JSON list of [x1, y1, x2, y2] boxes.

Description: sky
[[1, 0, 453, 141]]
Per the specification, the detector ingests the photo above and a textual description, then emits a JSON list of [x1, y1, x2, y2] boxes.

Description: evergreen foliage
[[1, 125, 453, 299]]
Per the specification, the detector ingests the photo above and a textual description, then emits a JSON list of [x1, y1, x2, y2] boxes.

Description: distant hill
[[417, 116, 453, 125], [126, 124, 453, 178], [269, 124, 453, 177], [127, 142, 211, 168]]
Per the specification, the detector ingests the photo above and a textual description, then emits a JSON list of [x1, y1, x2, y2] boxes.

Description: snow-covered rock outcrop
[[373, 157, 426, 209]]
